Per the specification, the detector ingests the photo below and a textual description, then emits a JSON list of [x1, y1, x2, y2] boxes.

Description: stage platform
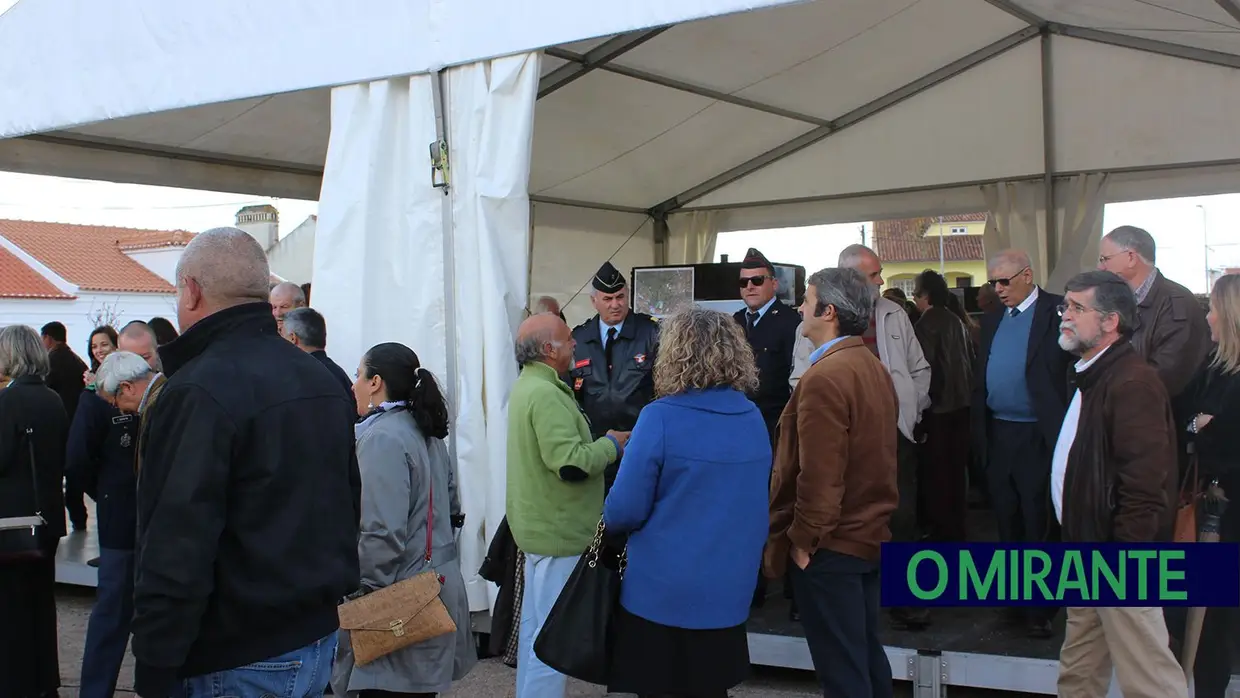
[[56, 507, 1238, 696]]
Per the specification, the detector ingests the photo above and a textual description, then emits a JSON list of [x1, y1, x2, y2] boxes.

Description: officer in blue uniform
[[733, 248, 802, 618], [733, 248, 802, 442], [570, 261, 660, 491]]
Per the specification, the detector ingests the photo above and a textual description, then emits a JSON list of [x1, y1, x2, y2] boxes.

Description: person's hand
[[791, 546, 812, 571], [1197, 413, 1214, 431], [606, 430, 631, 448], [83, 370, 95, 385]]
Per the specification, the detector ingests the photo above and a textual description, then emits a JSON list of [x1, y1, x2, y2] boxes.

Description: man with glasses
[[1051, 271, 1187, 698], [1097, 225, 1210, 401], [971, 249, 1071, 638]]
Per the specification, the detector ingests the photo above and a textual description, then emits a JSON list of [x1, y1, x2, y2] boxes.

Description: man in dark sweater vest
[[971, 249, 1072, 638]]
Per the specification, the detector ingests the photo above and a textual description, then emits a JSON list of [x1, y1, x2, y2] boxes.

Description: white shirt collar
[[746, 297, 778, 324], [1074, 343, 1111, 373], [601, 318, 624, 343], [1013, 286, 1040, 315]]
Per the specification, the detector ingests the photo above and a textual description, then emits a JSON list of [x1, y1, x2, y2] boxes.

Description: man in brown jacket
[[1098, 225, 1210, 400], [767, 267, 898, 698], [1052, 270, 1187, 698]]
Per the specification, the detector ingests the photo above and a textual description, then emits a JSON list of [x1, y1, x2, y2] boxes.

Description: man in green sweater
[[508, 312, 628, 698]]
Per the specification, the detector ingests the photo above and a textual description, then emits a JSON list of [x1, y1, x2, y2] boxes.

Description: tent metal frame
[[12, 3, 1240, 231]]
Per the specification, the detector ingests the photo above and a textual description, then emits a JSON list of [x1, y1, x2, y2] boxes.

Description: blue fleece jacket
[[603, 387, 771, 630]]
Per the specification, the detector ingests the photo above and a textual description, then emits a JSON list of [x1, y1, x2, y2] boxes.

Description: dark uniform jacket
[[732, 299, 801, 440], [571, 313, 659, 484], [66, 389, 137, 550], [0, 376, 69, 546]]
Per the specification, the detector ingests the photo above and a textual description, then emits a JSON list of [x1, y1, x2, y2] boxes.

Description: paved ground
[[53, 585, 1023, 697]]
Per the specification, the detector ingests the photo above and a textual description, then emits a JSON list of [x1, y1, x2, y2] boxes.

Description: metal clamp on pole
[[430, 139, 449, 189], [430, 68, 450, 192]]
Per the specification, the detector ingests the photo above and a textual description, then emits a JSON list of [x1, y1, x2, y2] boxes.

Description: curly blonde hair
[[654, 307, 759, 397]]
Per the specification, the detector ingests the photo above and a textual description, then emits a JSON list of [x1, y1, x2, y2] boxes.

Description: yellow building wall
[[882, 220, 988, 294]]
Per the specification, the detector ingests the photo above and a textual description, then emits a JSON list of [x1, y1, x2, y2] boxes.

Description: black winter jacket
[[66, 389, 138, 550], [132, 303, 362, 698]]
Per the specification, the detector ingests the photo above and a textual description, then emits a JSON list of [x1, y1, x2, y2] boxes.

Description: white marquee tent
[[3, 0, 1239, 665]]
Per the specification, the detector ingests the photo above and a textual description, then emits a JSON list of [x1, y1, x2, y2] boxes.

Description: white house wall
[[0, 292, 177, 353], [266, 218, 317, 284], [125, 247, 183, 286], [1052, 36, 1240, 174], [529, 203, 655, 326]]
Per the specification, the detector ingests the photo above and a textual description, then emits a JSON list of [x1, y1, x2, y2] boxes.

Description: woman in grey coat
[[332, 342, 476, 698]]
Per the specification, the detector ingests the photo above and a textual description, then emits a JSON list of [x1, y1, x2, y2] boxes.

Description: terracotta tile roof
[[0, 245, 74, 299], [0, 220, 192, 294], [874, 214, 987, 264]]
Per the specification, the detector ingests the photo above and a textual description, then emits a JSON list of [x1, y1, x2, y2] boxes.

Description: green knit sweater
[[507, 361, 617, 557]]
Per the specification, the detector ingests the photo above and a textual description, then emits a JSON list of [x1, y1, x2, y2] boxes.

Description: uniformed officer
[[570, 261, 659, 489], [733, 248, 802, 443]]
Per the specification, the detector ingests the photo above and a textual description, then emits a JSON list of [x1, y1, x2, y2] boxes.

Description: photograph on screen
[[773, 265, 798, 306], [634, 267, 695, 319]]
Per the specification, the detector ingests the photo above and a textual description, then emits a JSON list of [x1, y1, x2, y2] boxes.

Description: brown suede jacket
[[765, 336, 899, 578], [1061, 341, 1178, 543]]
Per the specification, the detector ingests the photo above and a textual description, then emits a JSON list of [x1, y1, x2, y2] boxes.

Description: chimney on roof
[[235, 204, 279, 252]]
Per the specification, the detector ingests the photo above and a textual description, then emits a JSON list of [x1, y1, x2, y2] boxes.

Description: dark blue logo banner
[[879, 543, 1240, 607]]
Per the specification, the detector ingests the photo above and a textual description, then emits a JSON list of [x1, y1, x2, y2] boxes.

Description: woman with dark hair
[[86, 326, 118, 375], [911, 269, 975, 542], [146, 317, 178, 346], [332, 342, 475, 698]]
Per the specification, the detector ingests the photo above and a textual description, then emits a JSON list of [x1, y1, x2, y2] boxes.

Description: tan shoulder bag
[[338, 465, 457, 665]]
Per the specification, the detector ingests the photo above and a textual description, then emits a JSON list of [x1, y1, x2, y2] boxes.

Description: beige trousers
[[1057, 606, 1189, 698]]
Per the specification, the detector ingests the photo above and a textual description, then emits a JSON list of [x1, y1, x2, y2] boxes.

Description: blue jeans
[[80, 547, 135, 698], [178, 633, 337, 698], [516, 552, 580, 698]]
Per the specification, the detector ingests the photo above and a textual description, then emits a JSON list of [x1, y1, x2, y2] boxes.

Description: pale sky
[[0, 172, 318, 240], [716, 194, 1240, 296]]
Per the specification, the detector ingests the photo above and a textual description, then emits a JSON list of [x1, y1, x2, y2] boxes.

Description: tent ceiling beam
[[542, 47, 831, 126], [1214, 0, 1240, 26], [648, 25, 1041, 216], [1050, 23, 1240, 69], [20, 133, 323, 176], [529, 195, 650, 215], [537, 28, 670, 99], [982, 0, 1044, 26]]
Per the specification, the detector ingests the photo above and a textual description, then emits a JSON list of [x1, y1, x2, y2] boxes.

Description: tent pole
[[431, 68, 461, 467], [1040, 30, 1058, 282]]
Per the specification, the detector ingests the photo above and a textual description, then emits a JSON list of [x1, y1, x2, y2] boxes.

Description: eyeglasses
[[739, 276, 773, 288], [1098, 251, 1129, 265], [1056, 302, 1105, 317], [988, 267, 1029, 287]]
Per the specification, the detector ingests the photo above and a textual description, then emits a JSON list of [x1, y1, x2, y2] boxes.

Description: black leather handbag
[[0, 427, 47, 562], [533, 518, 625, 685]]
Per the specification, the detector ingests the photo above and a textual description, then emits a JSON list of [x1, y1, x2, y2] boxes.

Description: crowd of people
[[0, 221, 1235, 698]]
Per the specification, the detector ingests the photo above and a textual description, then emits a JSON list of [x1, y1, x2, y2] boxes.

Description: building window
[[949, 226, 967, 235], [895, 278, 917, 295]]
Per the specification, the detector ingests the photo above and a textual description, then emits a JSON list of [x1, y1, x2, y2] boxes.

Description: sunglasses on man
[[739, 275, 774, 288]]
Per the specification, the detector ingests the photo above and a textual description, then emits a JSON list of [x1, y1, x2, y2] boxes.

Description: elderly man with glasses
[[971, 249, 1073, 638]]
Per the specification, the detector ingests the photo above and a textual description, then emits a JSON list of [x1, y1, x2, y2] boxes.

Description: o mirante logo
[[880, 543, 1240, 608]]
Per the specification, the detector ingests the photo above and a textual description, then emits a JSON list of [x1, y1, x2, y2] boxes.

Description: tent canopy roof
[[3, 0, 1240, 222]]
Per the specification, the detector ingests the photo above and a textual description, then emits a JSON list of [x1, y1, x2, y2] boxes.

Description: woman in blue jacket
[[604, 307, 771, 698]]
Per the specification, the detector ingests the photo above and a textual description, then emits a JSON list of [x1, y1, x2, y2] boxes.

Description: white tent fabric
[[7, 0, 1240, 619], [313, 53, 541, 611]]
